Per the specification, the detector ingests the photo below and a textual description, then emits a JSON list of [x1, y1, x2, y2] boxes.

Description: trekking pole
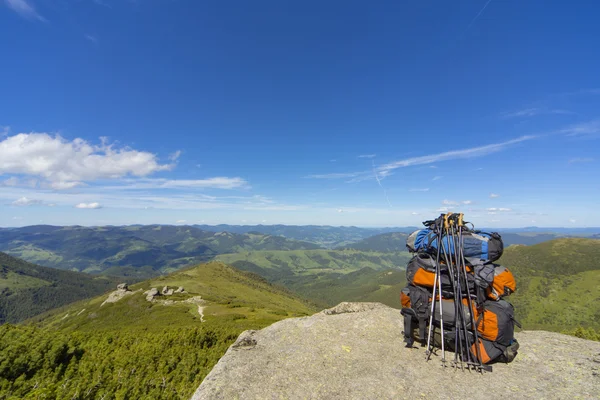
[[457, 220, 491, 372], [425, 254, 439, 361], [449, 221, 465, 368], [425, 217, 443, 360], [435, 213, 457, 366]]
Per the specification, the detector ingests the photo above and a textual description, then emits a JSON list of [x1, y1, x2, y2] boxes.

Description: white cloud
[[2, 177, 19, 187], [486, 207, 511, 212], [409, 188, 430, 192], [462, 200, 472, 205], [85, 34, 98, 43], [308, 136, 534, 183], [501, 108, 573, 119], [358, 154, 376, 158], [432, 176, 443, 181], [176, 219, 187, 224], [569, 218, 576, 223], [75, 202, 102, 209], [11, 196, 41, 206], [0, 133, 175, 189], [436, 206, 451, 212], [490, 193, 500, 198], [104, 177, 249, 190], [4, 0, 44, 21], [568, 157, 594, 164], [377, 136, 535, 173], [306, 172, 362, 179], [169, 150, 182, 162], [442, 199, 458, 206], [560, 120, 600, 137], [411, 211, 419, 215]]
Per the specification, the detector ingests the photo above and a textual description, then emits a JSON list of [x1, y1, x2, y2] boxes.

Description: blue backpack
[[406, 229, 504, 262]]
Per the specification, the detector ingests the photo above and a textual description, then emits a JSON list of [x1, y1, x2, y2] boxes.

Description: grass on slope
[[1, 262, 317, 399], [499, 238, 600, 338], [216, 250, 410, 308], [0, 252, 119, 324]]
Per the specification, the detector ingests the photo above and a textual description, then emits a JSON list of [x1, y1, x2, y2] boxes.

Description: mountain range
[[0, 225, 321, 278]]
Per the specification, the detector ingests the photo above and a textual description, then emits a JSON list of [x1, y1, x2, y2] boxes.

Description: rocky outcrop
[[101, 283, 134, 306], [144, 287, 160, 302], [192, 302, 600, 400], [162, 286, 174, 296]]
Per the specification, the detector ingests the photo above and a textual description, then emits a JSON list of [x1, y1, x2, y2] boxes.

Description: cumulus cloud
[[442, 199, 458, 206], [75, 202, 102, 209], [490, 193, 500, 198], [486, 207, 511, 212], [462, 200, 472, 205], [169, 150, 182, 162], [0, 133, 174, 189], [11, 196, 41, 206]]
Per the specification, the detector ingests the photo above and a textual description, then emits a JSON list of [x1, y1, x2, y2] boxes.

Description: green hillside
[[0, 261, 316, 399], [216, 249, 411, 307], [196, 224, 417, 248], [0, 225, 321, 278], [0, 252, 119, 324], [341, 232, 409, 252], [499, 238, 600, 338]]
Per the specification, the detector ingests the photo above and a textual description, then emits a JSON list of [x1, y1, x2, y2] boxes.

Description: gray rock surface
[[100, 283, 133, 306], [145, 287, 160, 301], [192, 302, 600, 400]]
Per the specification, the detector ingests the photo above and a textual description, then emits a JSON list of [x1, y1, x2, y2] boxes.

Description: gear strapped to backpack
[[400, 213, 519, 371]]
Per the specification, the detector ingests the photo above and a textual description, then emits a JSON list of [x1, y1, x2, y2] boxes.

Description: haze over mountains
[[0, 224, 597, 281]]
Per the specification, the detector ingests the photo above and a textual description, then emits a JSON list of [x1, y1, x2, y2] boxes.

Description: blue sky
[[1, 0, 599, 228]]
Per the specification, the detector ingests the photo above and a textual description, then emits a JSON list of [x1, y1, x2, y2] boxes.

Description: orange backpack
[[486, 265, 517, 300]]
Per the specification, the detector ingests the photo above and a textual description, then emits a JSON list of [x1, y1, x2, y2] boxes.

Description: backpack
[[486, 265, 517, 300], [406, 253, 454, 297], [470, 337, 520, 364], [400, 285, 431, 347], [475, 299, 518, 347], [406, 229, 504, 263]]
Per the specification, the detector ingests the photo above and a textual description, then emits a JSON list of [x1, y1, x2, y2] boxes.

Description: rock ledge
[[192, 302, 600, 400]]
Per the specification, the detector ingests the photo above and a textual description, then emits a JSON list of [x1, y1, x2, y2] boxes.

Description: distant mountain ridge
[[195, 224, 419, 248], [0, 225, 321, 278]]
